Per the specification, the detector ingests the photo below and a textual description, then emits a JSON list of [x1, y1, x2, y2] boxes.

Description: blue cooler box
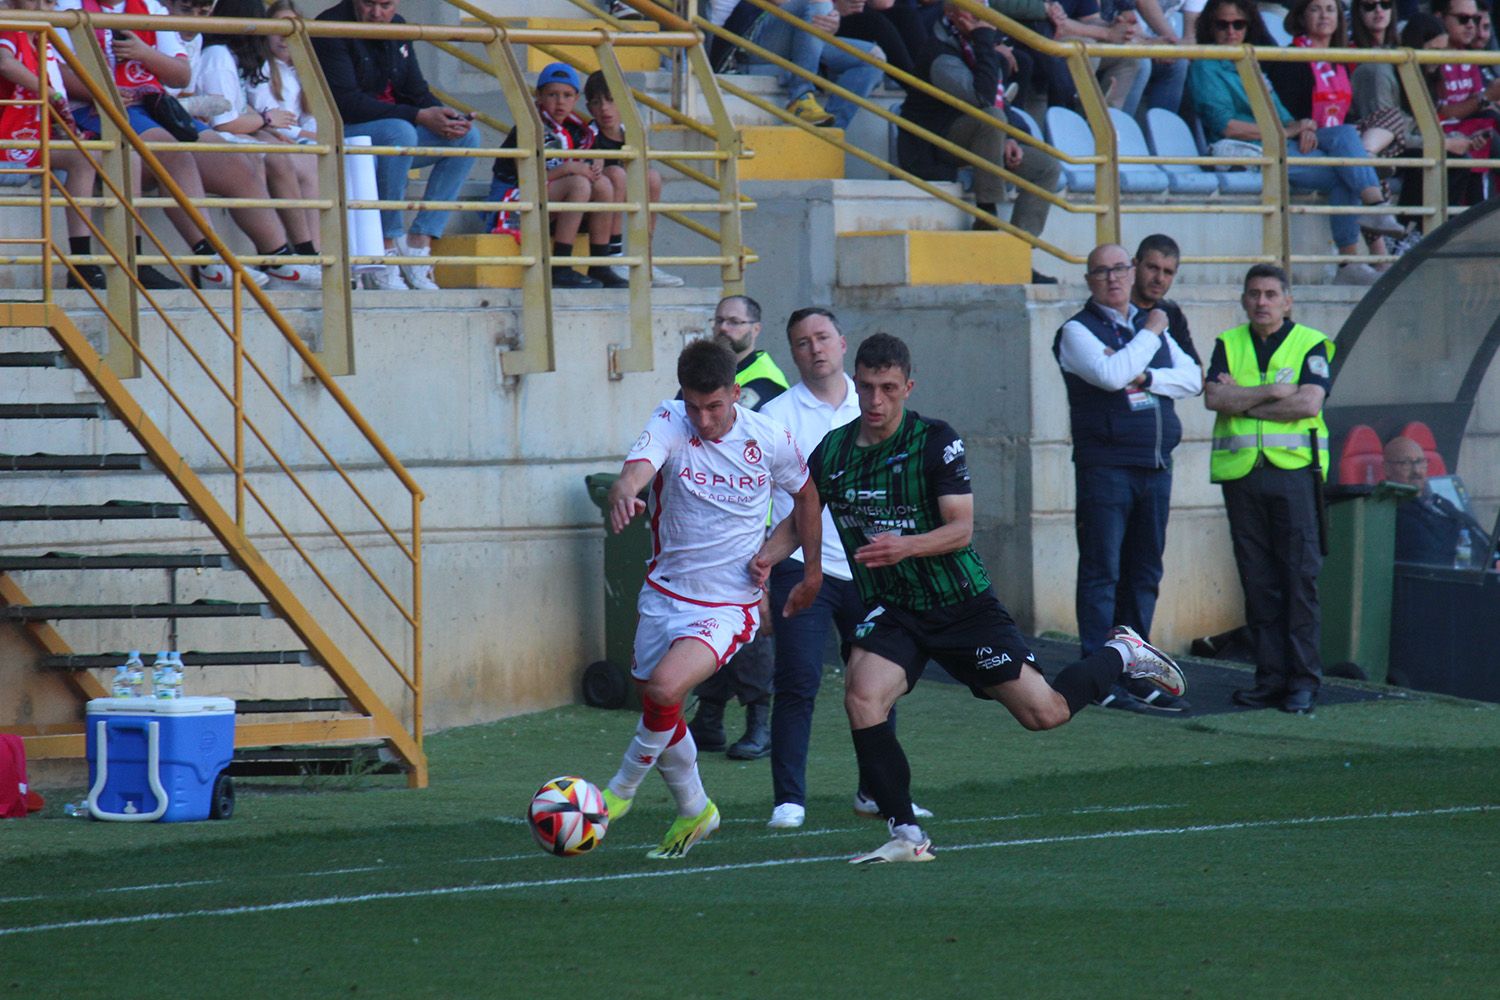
[[85, 696, 236, 822]]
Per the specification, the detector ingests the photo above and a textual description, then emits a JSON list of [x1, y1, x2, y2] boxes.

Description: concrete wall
[[1, 289, 709, 734]]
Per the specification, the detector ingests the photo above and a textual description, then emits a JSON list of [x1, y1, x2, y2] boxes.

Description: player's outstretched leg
[[603, 695, 685, 824], [846, 650, 932, 862]]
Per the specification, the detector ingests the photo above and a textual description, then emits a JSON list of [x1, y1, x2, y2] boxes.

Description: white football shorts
[[631, 584, 760, 681]]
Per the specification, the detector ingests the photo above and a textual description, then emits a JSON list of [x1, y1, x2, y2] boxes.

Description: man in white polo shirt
[[601, 339, 823, 858], [759, 309, 932, 830]]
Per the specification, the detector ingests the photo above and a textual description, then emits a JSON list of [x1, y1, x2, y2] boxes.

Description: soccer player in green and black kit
[[752, 333, 1188, 863]]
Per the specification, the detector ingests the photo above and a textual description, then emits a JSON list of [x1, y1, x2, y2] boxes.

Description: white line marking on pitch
[[1, 804, 1489, 938]]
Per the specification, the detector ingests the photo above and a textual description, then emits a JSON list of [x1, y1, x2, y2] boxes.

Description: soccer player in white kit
[[602, 340, 824, 858]]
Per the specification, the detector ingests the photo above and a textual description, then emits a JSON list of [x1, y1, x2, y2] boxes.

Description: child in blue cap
[[489, 61, 625, 289]]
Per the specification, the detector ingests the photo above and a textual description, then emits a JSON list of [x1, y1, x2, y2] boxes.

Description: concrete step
[[483, 16, 664, 74], [828, 179, 968, 234], [837, 230, 1033, 288], [654, 122, 845, 180]]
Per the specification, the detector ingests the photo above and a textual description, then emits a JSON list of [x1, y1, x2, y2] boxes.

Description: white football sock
[[608, 718, 674, 800], [892, 820, 926, 844], [657, 727, 709, 817]]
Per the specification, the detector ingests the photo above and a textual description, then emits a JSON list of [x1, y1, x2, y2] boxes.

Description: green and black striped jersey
[[808, 410, 991, 611]]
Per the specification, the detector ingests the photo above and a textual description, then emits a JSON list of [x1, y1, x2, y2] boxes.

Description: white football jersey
[[625, 400, 808, 605]]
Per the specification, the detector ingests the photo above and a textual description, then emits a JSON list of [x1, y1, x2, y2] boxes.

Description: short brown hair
[[678, 339, 737, 394]]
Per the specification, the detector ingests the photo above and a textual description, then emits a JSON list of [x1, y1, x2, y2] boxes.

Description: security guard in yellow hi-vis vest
[[687, 295, 789, 759], [1204, 265, 1332, 716]]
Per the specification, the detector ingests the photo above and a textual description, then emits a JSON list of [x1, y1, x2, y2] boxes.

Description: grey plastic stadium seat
[[1106, 108, 1171, 194], [1008, 107, 1064, 192], [1143, 108, 1221, 196], [1186, 111, 1264, 195], [1261, 10, 1293, 46], [1044, 106, 1098, 193]]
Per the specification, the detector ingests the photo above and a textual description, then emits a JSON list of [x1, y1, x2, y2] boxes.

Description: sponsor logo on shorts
[[976, 646, 1011, 670]]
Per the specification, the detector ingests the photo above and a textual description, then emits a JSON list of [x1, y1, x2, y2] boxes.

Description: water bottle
[[1454, 528, 1473, 570], [112, 662, 133, 698], [124, 650, 146, 697], [63, 800, 90, 818], [153, 651, 181, 699]]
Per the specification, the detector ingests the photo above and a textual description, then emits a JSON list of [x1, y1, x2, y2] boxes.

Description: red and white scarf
[[1294, 35, 1352, 127]]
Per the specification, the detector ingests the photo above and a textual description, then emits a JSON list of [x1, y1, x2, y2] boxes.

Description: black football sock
[[1051, 647, 1126, 717], [293, 240, 317, 257], [850, 720, 915, 828], [552, 240, 574, 260], [589, 241, 612, 257], [69, 235, 91, 256], [607, 234, 623, 254], [191, 239, 213, 257]]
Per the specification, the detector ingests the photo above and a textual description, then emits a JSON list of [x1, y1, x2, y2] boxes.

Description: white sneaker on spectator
[[1356, 210, 1404, 238], [853, 790, 933, 820], [767, 803, 805, 829], [264, 261, 322, 289], [362, 251, 409, 291], [198, 262, 269, 289], [605, 252, 630, 285], [1333, 262, 1380, 286], [398, 239, 439, 290], [651, 264, 685, 287]]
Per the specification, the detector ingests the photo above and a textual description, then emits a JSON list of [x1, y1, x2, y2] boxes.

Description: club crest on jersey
[[632, 431, 651, 453], [122, 60, 154, 86], [743, 440, 762, 464]]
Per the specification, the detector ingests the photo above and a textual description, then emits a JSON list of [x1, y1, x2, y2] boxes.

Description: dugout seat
[[1337, 424, 1384, 485], [1399, 421, 1448, 475]]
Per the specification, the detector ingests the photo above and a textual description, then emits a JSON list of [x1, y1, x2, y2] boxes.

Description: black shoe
[[726, 701, 770, 760], [1232, 685, 1286, 709], [66, 264, 107, 290], [588, 266, 629, 289], [1281, 689, 1316, 714], [1093, 682, 1151, 713], [1030, 270, 1059, 285], [688, 699, 726, 753], [551, 267, 602, 289], [137, 265, 182, 290], [1189, 635, 1220, 658]]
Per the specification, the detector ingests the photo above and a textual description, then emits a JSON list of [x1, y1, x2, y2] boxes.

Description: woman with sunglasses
[[1188, 0, 1402, 284]]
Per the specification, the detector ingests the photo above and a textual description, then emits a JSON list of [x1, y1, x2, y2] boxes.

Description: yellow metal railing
[[625, 0, 1500, 271], [1, 21, 428, 783]]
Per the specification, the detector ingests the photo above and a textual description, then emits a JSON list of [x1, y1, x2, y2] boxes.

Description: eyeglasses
[[1450, 12, 1482, 24], [1386, 457, 1428, 468], [1359, 0, 1393, 10], [713, 316, 753, 327], [1086, 262, 1134, 280], [1214, 18, 1250, 30]]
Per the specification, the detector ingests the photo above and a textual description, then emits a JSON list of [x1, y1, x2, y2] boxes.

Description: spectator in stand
[[581, 70, 683, 288], [990, 0, 1073, 118], [247, 0, 321, 254], [1125, 0, 1189, 119], [492, 63, 625, 290], [313, 0, 479, 291], [1423, 2, 1500, 204], [837, 0, 924, 76], [195, 0, 320, 287], [1265, 0, 1404, 262], [0, 0, 101, 288], [1383, 435, 1495, 567], [904, 1, 1063, 282], [744, 0, 885, 128], [1045, 0, 1147, 111], [56, 0, 310, 290], [1189, 0, 1405, 285]]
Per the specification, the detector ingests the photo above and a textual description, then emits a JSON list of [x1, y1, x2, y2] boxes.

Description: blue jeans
[[767, 558, 868, 807], [1124, 57, 1188, 119], [343, 116, 481, 240], [1286, 125, 1381, 249], [746, 0, 882, 129], [1074, 464, 1173, 656]]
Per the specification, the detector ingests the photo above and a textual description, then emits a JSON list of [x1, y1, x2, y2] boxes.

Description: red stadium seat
[[1399, 421, 1448, 476], [1338, 424, 1384, 485]]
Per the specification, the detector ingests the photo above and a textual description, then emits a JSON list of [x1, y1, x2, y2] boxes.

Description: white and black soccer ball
[[527, 776, 609, 857]]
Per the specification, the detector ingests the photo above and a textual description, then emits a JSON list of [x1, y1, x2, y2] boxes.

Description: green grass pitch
[[2, 671, 1497, 999]]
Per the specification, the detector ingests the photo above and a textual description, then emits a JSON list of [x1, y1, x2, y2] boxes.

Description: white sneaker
[[767, 803, 805, 829], [1107, 625, 1186, 698], [852, 790, 933, 820], [1333, 262, 1380, 286], [264, 261, 322, 289], [605, 253, 630, 284], [361, 252, 409, 291], [850, 822, 935, 865], [651, 264, 685, 288], [198, 262, 269, 289], [398, 239, 439, 290]]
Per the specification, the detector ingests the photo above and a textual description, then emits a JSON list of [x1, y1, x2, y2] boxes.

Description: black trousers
[[1221, 464, 1324, 694], [694, 630, 774, 706]]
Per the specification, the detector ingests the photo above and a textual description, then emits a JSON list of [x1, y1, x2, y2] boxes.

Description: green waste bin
[[583, 473, 648, 709], [1318, 481, 1416, 684]]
